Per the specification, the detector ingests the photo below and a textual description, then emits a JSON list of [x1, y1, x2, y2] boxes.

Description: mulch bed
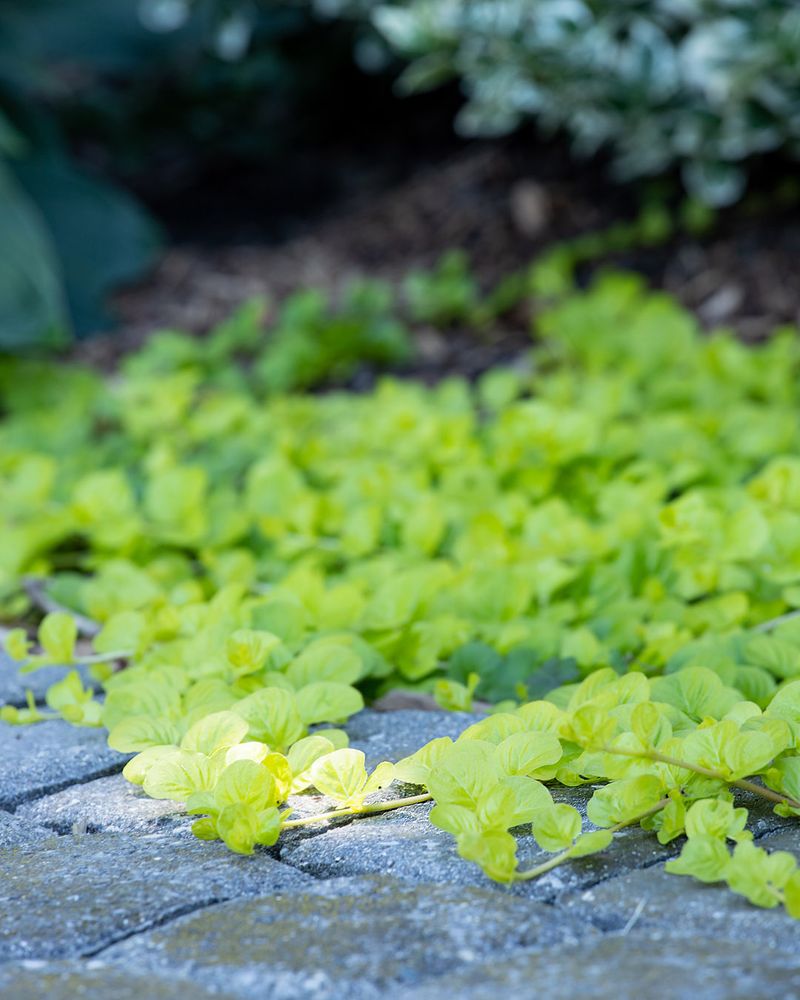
[[75, 136, 800, 376]]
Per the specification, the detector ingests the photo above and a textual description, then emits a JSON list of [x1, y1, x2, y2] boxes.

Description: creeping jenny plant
[[5, 267, 800, 916]]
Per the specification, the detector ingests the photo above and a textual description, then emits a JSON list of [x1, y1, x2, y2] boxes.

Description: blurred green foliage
[[123, 279, 412, 393]]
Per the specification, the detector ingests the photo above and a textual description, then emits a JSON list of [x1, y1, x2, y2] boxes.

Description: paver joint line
[[4, 706, 800, 998], [7, 761, 128, 814], [82, 896, 243, 960]]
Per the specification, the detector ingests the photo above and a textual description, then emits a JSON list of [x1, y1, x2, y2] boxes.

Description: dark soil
[[77, 132, 800, 377]]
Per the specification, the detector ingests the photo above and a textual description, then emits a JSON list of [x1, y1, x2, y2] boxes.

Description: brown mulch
[[74, 139, 800, 376]]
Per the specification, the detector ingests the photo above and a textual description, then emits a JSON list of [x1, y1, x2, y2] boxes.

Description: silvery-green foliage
[[314, 0, 800, 204]]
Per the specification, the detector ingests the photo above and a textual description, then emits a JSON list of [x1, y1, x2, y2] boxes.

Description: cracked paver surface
[[1, 707, 799, 999]]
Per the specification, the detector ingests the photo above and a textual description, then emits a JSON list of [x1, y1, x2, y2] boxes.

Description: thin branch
[[515, 846, 574, 881], [620, 898, 647, 936], [752, 609, 800, 633], [603, 745, 800, 812], [281, 792, 432, 829], [516, 797, 671, 882], [23, 577, 100, 638]]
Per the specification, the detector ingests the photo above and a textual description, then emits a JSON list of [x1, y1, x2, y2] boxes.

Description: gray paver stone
[[0, 809, 55, 849], [102, 874, 596, 999], [559, 834, 800, 949], [0, 960, 238, 1000], [398, 932, 800, 1000], [0, 719, 128, 810], [0, 830, 311, 961], [14, 773, 189, 835], [280, 789, 675, 901], [345, 708, 482, 770], [0, 651, 93, 708], [748, 825, 800, 856]]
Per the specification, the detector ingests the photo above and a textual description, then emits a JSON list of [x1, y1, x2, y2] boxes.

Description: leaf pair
[[667, 799, 800, 917], [309, 748, 395, 810]]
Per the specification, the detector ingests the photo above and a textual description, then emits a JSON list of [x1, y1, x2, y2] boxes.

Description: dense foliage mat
[[4, 269, 800, 915]]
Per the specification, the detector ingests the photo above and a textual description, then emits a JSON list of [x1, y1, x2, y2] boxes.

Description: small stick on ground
[[22, 577, 101, 638]]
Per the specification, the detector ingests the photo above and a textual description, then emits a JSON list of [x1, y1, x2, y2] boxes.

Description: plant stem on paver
[[602, 745, 800, 812], [281, 792, 433, 828], [515, 797, 671, 883]]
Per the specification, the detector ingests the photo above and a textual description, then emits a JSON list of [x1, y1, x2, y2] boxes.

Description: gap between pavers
[[0, 719, 129, 811], [98, 874, 598, 1000], [0, 652, 93, 709], [0, 831, 312, 962], [555, 826, 800, 950]]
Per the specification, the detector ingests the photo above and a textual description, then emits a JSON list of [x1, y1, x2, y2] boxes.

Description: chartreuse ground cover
[[6, 266, 800, 918]]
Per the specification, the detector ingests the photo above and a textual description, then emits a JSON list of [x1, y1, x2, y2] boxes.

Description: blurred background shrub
[[320, 0, 800, 206], [2, 0, 799, 351]]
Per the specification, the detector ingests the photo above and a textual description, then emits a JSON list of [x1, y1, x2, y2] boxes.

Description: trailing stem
[[752, 609, 800, 633], [601, 745, 800, 812], [281, 792, 433, 829], [515, 797, 671, 882]]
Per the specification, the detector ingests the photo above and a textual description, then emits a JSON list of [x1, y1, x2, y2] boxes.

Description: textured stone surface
[[731, 788, 795, 839], [0, 960, 237, 1000], [0, 831, 311, 961], [400, 933, 800, 1000], [0, 651, 93, 708], [15, 774, 188, 835], [559, 854, 800, 948], [0, 719, 128, 810], [280, 792, 675, 901], [749, 825, 800, 856], [281, 801, 488, 887], [0, 809, 55, 849], [512, 822, 675, 901], [1, 698, 797, 998], [103, 875, 596, 998], [345, 708, 481, 770]]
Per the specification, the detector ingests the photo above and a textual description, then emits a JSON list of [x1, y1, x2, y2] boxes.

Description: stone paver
[[280, 792, 675, 901], [748, 825, 800, 857], [345, 708, 481, 770], [280, 801, 487, 887], [15, 774, 188, 835], [558, 829, 800, 948], [0, 652, 92, 708], [0, 830, 311, 961], [2, 701, 799, 999], [102, 874, 596, 999], [0, 810, 55, 849], [0, 960, 238, 1000], [730, 788, 794, 839], [0, 719, 128, 810], [398, 932, 800, 1000]]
